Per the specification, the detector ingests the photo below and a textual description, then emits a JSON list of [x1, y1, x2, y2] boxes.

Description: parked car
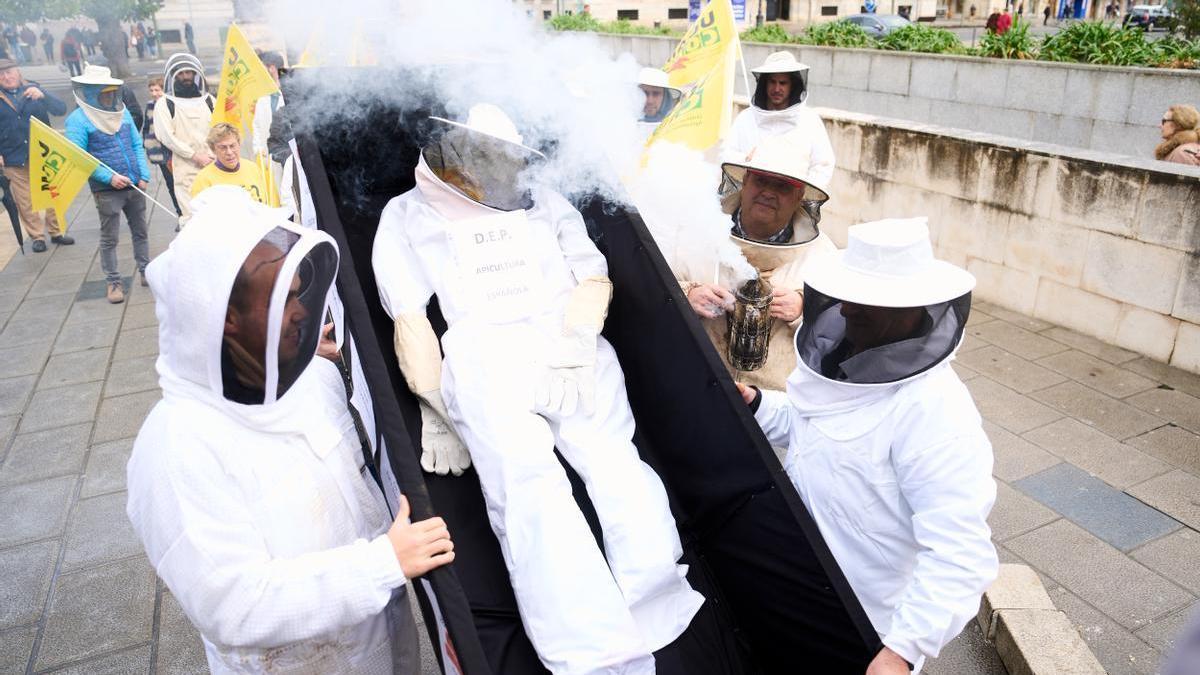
[[845, 13, 913, 37], [1122, 4, 1175, 31]]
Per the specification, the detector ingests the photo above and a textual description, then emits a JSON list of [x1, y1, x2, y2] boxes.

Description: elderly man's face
[[0, 66, 20, 90], [738, 170, 803, 240], [840, 302, 926, 354], [641, 85, 665, 117]]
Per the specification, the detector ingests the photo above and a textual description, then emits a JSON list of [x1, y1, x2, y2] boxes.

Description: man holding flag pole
[[61, 65, 154, 304]]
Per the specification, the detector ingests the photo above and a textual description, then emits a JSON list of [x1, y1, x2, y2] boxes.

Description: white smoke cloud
[[267, 0, 752, 288]]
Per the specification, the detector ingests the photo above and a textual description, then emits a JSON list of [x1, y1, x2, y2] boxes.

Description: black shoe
[[31, 239, 46, 253], [50, 235, 75, 246]]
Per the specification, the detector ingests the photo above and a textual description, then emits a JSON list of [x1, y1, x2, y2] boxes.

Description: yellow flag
[[29, 117, 100, 231], [256, 152, 280, 207], [212, 24, 280, 135], [663, 0, 738, 88], [645, 54, 734, 153]]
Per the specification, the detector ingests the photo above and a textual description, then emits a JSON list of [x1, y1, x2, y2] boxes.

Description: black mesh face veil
[[423, 126, 541, 212], [221, 227, 338, 404], [795, 285, 972, 385], [751, 70, 808, 109]]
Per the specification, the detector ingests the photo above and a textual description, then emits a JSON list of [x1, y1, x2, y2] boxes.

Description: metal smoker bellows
[[727, 276, 773, 371]]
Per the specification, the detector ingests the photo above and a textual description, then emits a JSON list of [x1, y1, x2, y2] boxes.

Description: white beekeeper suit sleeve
[[536, 194, 613, 416], [139, 429, 406, 649], [882, 424, 998, 666], [375, 212, 470, 477], [805, 110, 836, 188], [752, 389, 793, 448]]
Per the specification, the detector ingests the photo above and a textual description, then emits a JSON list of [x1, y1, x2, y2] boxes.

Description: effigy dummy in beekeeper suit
[[126, 187, 430, 674], [748, 218, 998, 673], [372, 104, 705, 674]]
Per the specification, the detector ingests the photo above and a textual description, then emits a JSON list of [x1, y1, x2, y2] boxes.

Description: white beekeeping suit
[[373, 104, 704, 675], [153, 53, 215, 227], [126, 188, 418, 674], [723, 51, 835, 187], [750, 218, 998, 673]]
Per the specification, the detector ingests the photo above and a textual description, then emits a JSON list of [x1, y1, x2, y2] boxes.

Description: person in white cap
[[738, 218, 997, 674], [63, 64, 151, 303], [724, 51, 835, 188], [373, 103, 704, 674], [680, 143, 837, 391], [127, 187, 453, 674], [636, 66, 682, 124], [153, 52, 216, 228]]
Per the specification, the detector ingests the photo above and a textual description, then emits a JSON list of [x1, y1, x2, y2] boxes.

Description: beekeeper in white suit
[[723, 51, 835, 187], [373, 104, 704, 674], [126, 187, 455, 674], [739, 218, 998, 674]]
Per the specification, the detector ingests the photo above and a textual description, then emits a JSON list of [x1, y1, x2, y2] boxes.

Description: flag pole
[[39, 121, 178, 221], [87, 156, 178, 221]]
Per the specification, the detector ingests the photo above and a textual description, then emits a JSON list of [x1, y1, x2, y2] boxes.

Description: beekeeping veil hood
[[71, 65, 125, 135], [423, 103, 546, 212], [163, 52, 208, 98], [719, 142, 829, 249], [146, 186, 338, 410], [750, 51, 810, 110], [795, 218, 975, 385]]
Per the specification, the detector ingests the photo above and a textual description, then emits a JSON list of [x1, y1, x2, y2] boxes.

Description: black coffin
[[286, 67, 881, 675]]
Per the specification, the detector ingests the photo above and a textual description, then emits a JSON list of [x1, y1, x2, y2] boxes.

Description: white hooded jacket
[[126, 191, 412, 674], [752, 308, 997, 671], [725, 101, 836, 188]]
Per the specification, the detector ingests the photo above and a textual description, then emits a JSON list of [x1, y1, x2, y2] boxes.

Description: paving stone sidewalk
[[0, 179, 1197, 674]]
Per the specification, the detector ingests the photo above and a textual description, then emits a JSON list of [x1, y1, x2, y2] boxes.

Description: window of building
[[617, 9, 639, 20], [668, 7, 689, 18], [779, 0, 791, 20], [544, 10, 552, 19], [821, 5, 839, 14]]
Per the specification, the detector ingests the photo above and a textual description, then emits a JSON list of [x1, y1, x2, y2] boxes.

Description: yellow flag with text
[[212, 24, 279, 134], [645, 54, 734, 153], [29, 117, 100, 231], [663, 0, 738, 88]]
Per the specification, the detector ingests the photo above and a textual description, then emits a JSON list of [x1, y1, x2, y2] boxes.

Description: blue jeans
[[94, 189, 148, 284]]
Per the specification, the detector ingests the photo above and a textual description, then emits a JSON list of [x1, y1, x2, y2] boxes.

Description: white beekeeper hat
[[805, 218, 976, 307], [721, 142, 829, 203], [637, 67, 678, 91], [429, 103, 545, 159], [750, 51, 810, 76], [71, 64, 123, 86]]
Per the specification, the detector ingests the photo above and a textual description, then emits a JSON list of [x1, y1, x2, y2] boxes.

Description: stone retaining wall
[[813, 108, 1200, 372], [592, 33, 1200, 159]]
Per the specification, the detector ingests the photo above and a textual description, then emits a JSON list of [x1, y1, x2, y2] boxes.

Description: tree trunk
[[95, 16, 131, 78]]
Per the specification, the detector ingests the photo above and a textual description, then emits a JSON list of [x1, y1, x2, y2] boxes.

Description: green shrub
[[1037, 21, 1158, 65], [1151, 35, 1200, 67], [876, 24, 964, 53], [978, 19, 1036, 58], [600, 19, 676, 35], [801, 20, 874, 48], [546, 12, 602, 32], [740, 24, 799, 43]]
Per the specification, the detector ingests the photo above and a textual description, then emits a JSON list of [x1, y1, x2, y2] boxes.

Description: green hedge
[[546, 12, 1200, 70]]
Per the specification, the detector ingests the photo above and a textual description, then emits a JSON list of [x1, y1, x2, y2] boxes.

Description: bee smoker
[[727, 276, 774, 372]]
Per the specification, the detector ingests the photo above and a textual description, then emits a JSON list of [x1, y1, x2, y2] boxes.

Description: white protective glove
[[536, 327, 598, 417], [418, 392, 471, 477]]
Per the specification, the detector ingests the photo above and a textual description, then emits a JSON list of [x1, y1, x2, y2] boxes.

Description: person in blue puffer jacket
[[64, 64, 152, 304]]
